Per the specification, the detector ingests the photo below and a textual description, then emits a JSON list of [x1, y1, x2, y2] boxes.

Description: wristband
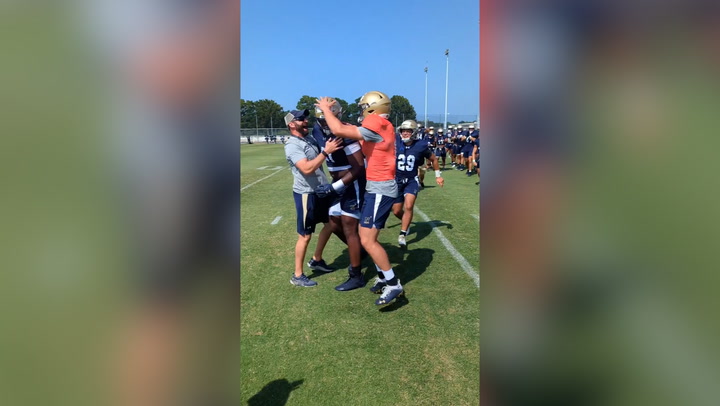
[[332, 179, 346, 193], [435, 170, 442, 178], [321, 151, 329, 158]]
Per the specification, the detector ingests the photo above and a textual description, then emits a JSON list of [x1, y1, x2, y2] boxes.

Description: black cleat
[[335, 270, 366, 291]]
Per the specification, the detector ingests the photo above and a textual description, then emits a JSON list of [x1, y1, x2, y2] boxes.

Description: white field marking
[[414, 206, 480, 288], [271, 216, 282, 225], [241, 168, 286, 192], [471, 213, 479, 221]]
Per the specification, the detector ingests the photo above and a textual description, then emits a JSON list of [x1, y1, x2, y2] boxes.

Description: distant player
[[312, 98, 368, 291], [463, 124, 478, 176], [392, 120, 444, 247], [433, 128, 447, 169], [445, 127, 457, 167]]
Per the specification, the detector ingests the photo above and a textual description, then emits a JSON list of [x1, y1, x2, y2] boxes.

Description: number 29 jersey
[[395, 135, 432, 180]]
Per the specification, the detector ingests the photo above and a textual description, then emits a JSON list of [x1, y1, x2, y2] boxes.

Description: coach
[[284, 109, 343, 287]]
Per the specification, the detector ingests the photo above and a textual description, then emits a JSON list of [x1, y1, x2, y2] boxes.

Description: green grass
[[240, 143, 480, 405]]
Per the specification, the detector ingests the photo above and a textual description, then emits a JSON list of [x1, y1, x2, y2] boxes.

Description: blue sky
[[240, 0, 479, 119]]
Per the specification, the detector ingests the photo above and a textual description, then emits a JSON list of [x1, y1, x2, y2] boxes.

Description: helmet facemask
[[400, 129, 415, 144]]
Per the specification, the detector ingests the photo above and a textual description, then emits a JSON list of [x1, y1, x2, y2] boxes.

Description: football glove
[[315, 184, 337, 198]]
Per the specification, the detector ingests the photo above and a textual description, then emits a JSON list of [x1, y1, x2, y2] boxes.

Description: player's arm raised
[[316, 97, 363, 140]]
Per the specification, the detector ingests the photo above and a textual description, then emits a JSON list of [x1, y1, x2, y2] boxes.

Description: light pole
[[424, 66, 428, 128], [444, 49, 449, 131]]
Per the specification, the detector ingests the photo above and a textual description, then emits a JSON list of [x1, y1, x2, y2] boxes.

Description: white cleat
[[398, 234, 407, 247]]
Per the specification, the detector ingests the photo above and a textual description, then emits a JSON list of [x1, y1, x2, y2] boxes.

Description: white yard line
[[471, 213, 479, 221], [240, 168, 286, 192], [270, 216, 282, 225], [414, 206, 480, 288]]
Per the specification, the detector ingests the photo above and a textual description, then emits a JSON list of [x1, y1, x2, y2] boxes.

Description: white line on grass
[[471, 214, 479, 221], [240, 168, 286, 192], [414, 207, 480, 288], [271, 216, 282, 225]]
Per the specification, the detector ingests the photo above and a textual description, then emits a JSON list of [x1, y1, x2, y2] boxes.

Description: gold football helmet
[[398, 119, 418, 143], [314, 97, 343, 120], [358, 91, 391, 117]]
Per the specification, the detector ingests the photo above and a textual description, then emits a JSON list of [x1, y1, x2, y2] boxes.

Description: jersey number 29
[[397, 154, 415, 171]]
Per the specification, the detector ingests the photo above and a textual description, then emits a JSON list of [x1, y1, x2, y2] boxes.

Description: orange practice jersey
[[360, 114, 396, 181]]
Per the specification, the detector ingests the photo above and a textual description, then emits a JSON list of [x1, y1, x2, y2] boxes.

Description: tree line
[[241, 94, 419, 129]]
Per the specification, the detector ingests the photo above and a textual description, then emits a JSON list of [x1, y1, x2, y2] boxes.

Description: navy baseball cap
[[284, 109, 310, 125]]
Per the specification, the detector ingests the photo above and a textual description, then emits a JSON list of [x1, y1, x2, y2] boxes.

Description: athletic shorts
[[445, 145, 454, 154], [294, 192, 330, 236], [394, 177, 420, 204], [462, 146, 474, 158], [454, 145, 463, 155], [360, 192, 395, 229], [434, 147, 446, 157], [328, 178, 365, 219]]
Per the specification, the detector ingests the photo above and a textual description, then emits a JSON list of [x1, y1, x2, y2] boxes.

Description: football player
[[392, 120, 444, 247], [312, 98, 368, 291], [463, 124, 479, 176], [316, 92, 405, 306], [454, 126, 466, 169]]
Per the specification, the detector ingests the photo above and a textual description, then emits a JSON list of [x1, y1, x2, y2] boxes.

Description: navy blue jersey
[[435, 135, 445, 146], [395, 135, 432, 180], [312, 122, 361, 173], [426, 134, 436, 147]]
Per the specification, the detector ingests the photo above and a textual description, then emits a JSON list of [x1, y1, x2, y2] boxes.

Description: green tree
[[344, 97, 362, 125], [335, 97, 349, 121], [254, 99, 286, 128], [295, 95, 317, 113], [389, 95, 417, 128], [240, 99, 257, 129]]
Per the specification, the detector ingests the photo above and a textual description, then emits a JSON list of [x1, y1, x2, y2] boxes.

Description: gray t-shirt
[[285, 135, 329, 194]]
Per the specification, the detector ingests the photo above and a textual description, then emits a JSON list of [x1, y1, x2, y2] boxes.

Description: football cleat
[[369, 277, 387, 294], [335, 270, 366, 291], [291, 274, 318, 287], [398, 234, 407, 247], [307, 258, 335, 273], [375, 281, 404, 305]]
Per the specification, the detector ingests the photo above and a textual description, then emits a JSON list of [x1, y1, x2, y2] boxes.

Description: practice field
[[240, 143, 480, 405]]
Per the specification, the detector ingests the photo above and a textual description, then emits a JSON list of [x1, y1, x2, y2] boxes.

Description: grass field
[[240, 143, 480, 405]]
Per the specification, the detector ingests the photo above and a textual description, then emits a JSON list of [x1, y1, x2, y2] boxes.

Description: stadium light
[[424, 66, 428, 128], [444, 49, 449, 131]]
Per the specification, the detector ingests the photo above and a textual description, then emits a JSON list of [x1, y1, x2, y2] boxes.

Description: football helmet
[[358, 91, 391, 117], [314, 97, 343, 120], [438, 128, 444, 133], [398, 119, 418, 144]]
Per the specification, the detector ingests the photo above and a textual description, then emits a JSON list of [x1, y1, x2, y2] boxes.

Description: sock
[[381, 268, 398, 286], [375, 264, 385, 280], [349, 266, 362, 277], [400, 230, 408, 236]]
